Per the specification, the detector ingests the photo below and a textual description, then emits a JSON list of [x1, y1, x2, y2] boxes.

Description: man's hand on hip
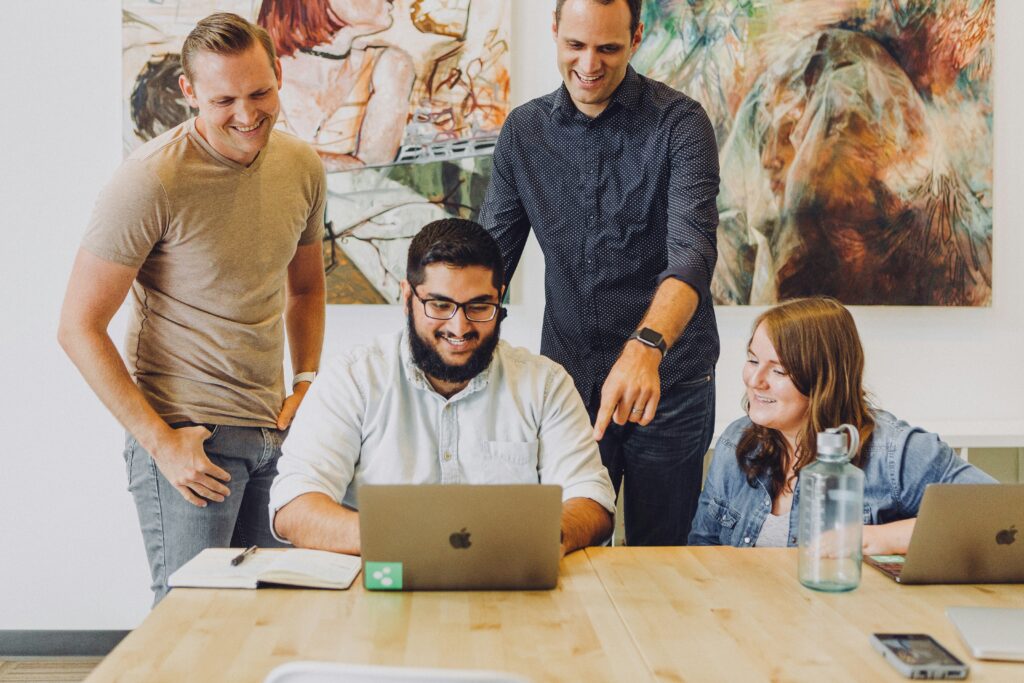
[[276, 381, 311, 429], [150, 425, 231, 507], [593, 341, 662, 441]]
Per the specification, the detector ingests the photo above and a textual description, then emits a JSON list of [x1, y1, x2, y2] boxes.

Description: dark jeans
[[588, 373, 715, 546]]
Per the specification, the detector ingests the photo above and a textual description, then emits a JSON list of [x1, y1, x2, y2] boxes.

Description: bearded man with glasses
[[269, 218, 615, 557]]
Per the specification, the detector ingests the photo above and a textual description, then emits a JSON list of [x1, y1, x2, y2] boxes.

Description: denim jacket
[[688, 410, 996, 547]]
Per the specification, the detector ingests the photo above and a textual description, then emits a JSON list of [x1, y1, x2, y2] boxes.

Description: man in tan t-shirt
[[58, 13, 327, 603]]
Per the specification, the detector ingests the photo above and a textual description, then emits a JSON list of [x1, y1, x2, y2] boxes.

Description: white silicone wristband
[[292, 371, 317, 388]]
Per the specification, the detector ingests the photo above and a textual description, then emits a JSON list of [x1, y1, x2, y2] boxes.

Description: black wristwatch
[[629, 327, 667, 355]]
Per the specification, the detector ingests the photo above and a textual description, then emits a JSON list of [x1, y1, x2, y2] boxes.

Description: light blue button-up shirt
[[270, 331, 616, 533]]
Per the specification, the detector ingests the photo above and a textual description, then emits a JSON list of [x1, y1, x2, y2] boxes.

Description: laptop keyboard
[[867, 554, 906, 580]]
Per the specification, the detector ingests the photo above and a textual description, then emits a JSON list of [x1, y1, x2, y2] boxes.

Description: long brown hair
[[737, 297, 875, 497]]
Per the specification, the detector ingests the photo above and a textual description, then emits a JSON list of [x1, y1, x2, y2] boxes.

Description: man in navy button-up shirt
[[480, 0, 720, 545]]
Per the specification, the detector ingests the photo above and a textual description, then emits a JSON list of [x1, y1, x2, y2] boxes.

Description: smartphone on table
[[870, 633, 969, 679]]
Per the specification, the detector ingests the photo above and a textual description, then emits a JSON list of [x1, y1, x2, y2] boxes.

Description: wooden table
[[84, 551, 648, 683], [86, 548, 1024, 682], [587, 547, 1024, 682]]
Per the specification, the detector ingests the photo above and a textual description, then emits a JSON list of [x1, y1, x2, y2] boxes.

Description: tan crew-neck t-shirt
[[82, 118, 326, 427]]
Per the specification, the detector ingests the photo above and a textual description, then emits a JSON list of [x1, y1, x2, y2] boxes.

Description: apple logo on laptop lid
[[996, 525, 1017, 546], [449, 527, 472, 549]]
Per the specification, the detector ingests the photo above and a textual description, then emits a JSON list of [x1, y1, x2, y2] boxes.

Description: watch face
[[637, 328, 663, 346]]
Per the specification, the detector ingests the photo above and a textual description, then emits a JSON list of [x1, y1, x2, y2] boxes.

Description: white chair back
[[264, 661, 533, 683]]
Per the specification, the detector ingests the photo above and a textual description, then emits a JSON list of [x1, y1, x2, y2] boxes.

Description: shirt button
[[443, 452, 452, 462], [743, 536, 751, 544]]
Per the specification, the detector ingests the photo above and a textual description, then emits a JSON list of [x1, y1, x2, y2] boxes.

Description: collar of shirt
[[549, 65, 644, 122], [399, 328, 493, 400]]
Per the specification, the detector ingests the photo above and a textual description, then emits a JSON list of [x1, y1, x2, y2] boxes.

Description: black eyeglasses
[[412, 289, 500, 322]]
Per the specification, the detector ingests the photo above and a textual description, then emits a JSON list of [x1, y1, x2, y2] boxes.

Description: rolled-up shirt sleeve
[[268, 356, 365, 541], [660, 102, 720, 304], [536, 364, 616, 513]]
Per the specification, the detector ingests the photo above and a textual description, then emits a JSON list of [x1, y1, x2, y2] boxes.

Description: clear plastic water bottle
[[798, 424, 865, 592]]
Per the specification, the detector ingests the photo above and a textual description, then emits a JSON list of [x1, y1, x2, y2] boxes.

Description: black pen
[[230, 545, 257, 566]]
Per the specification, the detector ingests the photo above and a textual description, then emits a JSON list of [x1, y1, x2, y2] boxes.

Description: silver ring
[[630, 407, 643, 414]]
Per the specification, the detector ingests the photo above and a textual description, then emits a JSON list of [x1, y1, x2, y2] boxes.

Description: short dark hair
[[555, 0, 642, 36], [181, 12, 277, 83], [406, 219, 505, 291]]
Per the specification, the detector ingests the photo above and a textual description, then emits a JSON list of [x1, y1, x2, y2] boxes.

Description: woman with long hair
[[689, 297, 994, 553]]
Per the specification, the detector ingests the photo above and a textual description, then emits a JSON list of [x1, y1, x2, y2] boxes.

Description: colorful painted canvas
[[123, 0, 510, 303], [634, 0, 993, 305]]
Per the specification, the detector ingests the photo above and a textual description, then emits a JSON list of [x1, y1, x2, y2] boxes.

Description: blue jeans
[[123, 423, 288, 604], [588, 373, 715, 546]]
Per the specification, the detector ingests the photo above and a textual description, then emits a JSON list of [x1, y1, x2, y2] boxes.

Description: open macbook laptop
[[946, 607, 1024, 661], [358, 484, 562, 591], [865, 484, 1024, 584]]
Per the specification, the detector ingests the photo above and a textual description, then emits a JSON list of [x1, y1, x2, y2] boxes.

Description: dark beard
[[406, 306, 501, 386]]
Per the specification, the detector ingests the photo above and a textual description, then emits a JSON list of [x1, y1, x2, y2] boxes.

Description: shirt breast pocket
[[708, 497, 742, 546], [611, 165, 662, 227], [468, 440, 540, 485]]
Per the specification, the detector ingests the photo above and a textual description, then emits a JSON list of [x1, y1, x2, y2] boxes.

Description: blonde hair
[[737, 297, 875, 497], [181, 12, 277, 83]]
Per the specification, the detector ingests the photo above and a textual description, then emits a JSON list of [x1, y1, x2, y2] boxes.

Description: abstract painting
[[123, 0, 510, 303], [633, 0, 993, 305]]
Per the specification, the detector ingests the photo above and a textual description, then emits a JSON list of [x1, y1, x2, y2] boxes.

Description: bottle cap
[[816, 424, 860, 462], [816, 431, 848, 456]]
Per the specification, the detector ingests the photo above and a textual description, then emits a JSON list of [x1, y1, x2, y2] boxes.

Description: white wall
[[0, 0, 1020, 629]]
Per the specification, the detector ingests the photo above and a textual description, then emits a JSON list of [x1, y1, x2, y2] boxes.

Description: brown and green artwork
[[634, 0, 994, 305], [320, 155, 493, 302], [123, 0, 509, 303]]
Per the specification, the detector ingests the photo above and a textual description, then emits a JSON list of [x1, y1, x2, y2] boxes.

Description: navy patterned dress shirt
[[480, 66, 721, 404]]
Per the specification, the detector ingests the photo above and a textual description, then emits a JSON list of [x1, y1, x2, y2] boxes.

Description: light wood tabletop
[[84, 547, 1024, 682], [585, 546, 1024, 682], [83, 551, 650, 683]]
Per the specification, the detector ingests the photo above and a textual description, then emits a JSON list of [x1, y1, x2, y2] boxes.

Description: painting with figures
[[123, 0, 509, 303]]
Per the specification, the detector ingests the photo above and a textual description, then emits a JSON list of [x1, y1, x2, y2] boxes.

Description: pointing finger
[[593, 401, 614, 441]]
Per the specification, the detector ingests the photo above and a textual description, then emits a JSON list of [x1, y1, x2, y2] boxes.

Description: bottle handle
[[826, 423, 860, 461]]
